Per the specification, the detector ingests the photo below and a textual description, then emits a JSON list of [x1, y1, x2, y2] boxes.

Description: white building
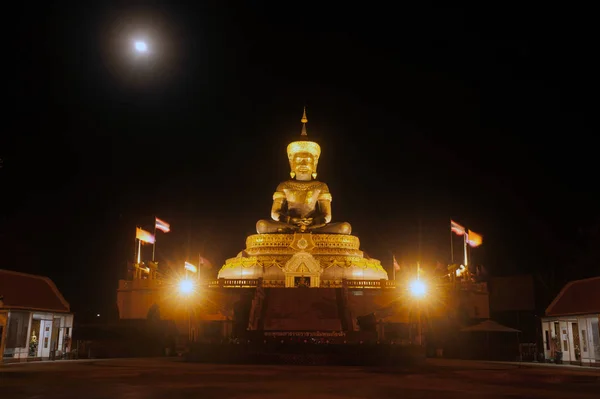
[[0, 269, 74, 362], [541, 276, 600, 366]]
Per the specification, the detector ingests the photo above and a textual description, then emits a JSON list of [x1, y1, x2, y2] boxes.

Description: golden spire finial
[[301, 106, 308, 136]]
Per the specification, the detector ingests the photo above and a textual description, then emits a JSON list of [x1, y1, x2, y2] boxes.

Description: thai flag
[[393, 256, 401, 271], [450, 220, 465, 236], [198, 255, 212, 269], [155, 217, 171, 233]]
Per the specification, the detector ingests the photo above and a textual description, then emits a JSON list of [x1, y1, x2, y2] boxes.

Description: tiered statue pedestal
[[217, 233, 388, 288]]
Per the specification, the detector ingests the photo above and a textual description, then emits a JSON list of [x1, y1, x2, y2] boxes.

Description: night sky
[[2, 3, 598, 318]]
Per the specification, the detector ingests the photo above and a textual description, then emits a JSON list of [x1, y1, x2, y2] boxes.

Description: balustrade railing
[[118, 279, 164, 290], [120, 277, 400, 289]]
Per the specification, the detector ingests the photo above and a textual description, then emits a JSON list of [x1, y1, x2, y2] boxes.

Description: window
[[581, 330, 588, 352], [545, 330, 550, 350], [591, 318, 600, 360], [5, 311, 29, 348]]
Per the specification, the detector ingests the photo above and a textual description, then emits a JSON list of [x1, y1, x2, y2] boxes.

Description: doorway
[[29, 319, 40, 357], [39, 320, 52, 358], [570, 322, 581, 362], [50, 318, 60, 359], [294, 276, 311, 287]]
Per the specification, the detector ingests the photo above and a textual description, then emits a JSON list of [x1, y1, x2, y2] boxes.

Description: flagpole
[[450, 222, 454, 264], [134, 227, 138, 265], [463, 232, 468, 267], [137, 238, 142, 264], [418, 218, 422, 264], [152, 217, 157, 262]]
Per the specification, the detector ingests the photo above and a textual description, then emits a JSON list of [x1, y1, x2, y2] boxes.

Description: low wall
[[185, 343, 426, 366]]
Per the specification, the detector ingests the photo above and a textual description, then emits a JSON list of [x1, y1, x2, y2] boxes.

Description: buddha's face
[[291, 151, 316, 181]]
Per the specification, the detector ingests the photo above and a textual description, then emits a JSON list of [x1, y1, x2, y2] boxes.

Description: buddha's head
[[287, 141, 320, 181], [286, 107, 321, 180]]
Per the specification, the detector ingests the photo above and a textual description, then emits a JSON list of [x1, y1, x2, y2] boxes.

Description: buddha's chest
[[283, 188, 321, 208]]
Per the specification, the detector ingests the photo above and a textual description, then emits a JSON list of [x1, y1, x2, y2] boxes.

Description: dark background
[[1, 3, 598, 318]]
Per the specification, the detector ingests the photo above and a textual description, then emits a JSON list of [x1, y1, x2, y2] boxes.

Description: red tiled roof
[[545, 276, 600, 317], [0, 269, 70, 313]]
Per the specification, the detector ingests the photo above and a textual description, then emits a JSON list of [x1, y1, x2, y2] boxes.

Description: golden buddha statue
[[217, 108, 388, 286], [256, 108, 352, 235]]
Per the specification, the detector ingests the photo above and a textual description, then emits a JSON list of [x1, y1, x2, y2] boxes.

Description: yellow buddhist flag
[[467, 230, 483, 248], [136, 227, 155, 244]]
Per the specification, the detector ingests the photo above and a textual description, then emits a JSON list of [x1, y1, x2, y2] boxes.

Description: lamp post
[[409, 277, 427, 346], [180, 261, 198, 342], [178, 276, 196, 344]]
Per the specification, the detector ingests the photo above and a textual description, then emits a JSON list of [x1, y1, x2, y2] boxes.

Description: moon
[[134, 40, 148, 53]]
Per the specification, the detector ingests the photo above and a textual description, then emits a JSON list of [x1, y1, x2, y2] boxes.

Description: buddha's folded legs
[[256, 219, 297, 234], [257, 219, 352, 235], [309, 222, 352, 235]]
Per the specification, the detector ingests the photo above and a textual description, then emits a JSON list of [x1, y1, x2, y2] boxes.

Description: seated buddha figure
[[256, 109, 352, 235]]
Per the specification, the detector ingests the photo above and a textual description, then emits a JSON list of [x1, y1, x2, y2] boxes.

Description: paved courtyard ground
[[1, 357, 598, 398]]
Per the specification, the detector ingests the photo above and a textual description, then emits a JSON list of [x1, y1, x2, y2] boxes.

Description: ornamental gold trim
[[220, 233, 387, 281], [246, 234, 360, 251], [245, 248, 363, 256], [287, 140, 321, 161]]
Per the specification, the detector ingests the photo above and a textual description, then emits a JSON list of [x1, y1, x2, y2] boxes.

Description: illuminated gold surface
[[287, 141, 321, 163], [218, 109, 386, 285], [218, 233, 388, 283], [256, 111, 350, 234], [246, 233, 360, 252], [301, 107, 308, 135]]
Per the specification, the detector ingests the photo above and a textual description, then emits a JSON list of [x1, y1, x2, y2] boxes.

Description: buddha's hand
[[298, 218, 313, 226], [290, 217, 313, 226]]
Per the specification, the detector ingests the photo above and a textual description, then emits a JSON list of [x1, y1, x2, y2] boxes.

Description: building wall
[[459, 289, 490, 320], [3, 311, 31, 359], [0, 312, 7, 362], [31, 312, 74, 358], [2, 310, 74, 361], [541, 314, 600, 366], [443, 282, 490, 322], [117, 280, 165, 320]]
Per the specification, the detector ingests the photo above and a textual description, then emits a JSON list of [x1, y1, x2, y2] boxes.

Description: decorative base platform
[[217, 233, 388, 287]]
